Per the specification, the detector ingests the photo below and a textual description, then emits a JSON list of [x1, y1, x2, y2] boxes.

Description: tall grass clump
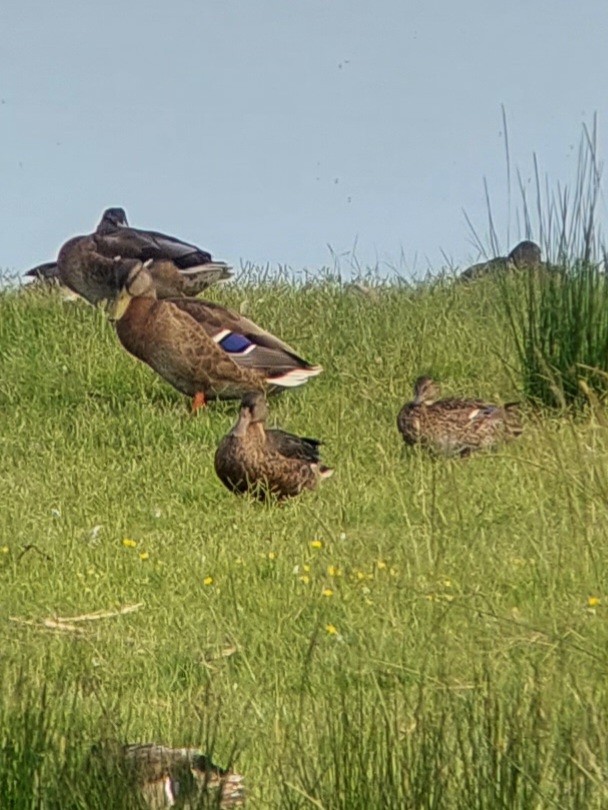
[[477, 116, 608, 408], [279, 668, 608, 810], [501, 263, 608, 408]]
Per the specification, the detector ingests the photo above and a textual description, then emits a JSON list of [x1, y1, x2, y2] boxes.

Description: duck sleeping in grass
[[90, 741, 245, 808], [26, 207, 231, 303], [108, 263, 322, 409], [214, 392, 333, 499], [397, 376, 522, 456]]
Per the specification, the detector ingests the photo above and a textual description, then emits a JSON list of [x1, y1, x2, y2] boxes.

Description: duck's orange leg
[[192, 391, 207, 412]]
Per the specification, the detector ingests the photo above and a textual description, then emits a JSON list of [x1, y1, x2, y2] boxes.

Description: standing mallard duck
[[397, 376, 522, 456], [89, 741, 245, 808], [108, 263, 322, 409], [459, 240, 543, 282], [215, 392, 333, 499], [25, 207, 231, 303]]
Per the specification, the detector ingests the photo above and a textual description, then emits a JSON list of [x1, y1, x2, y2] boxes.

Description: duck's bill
[[105, 289, 131, 322]]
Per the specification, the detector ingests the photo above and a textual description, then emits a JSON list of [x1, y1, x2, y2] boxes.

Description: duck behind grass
[[215, 392, 333, 500], [459, 240, 543, 282], [89, 741, 245, 808], [397, 376, 522, 457]]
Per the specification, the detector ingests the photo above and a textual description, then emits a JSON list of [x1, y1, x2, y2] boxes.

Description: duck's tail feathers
[[180, 261, 232, 278], [178, 262, 233, 295], [267, 365, 323, 388], [25, 261, 59, 281]]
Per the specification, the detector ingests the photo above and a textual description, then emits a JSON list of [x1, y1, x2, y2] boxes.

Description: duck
[[397, 376, 522, 456], [459, 240, 543, 282], [108, 262, 322, 409], [89, 741, 245, 808], [24, 208, 128, 285], [25, 207, 232, 303], [214, 391, 333, 499]]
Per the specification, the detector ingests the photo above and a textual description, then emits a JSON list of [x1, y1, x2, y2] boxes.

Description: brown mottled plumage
[[109, 265, 322, 407], [26, 207, 231, 302], [397, 376, 522, 456], [459, 240, 543, 282], [215, 392, 333, 500], [89, 741, 245, 808]]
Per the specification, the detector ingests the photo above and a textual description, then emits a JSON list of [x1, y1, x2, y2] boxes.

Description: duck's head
[[508, 240, 541, 268], [240, 391, 268, 424], [97, 207, 129, 234], [107, 261, 155, 321], [413, 376, 441, 405]]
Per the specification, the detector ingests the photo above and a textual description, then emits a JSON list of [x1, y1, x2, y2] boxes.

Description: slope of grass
[[2, 277, 608, 807]]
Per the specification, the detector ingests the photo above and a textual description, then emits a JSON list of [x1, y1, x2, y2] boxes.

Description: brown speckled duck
[[90, 742, 245, 808], [25, 207, 231, 303], [459, 240, 543, 282], [397, 376, 522, 456], [109, 263, 322, 409], [215, 392, 333, 499]]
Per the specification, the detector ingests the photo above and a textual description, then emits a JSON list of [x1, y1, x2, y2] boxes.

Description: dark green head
[[97, 207, 129, 235]]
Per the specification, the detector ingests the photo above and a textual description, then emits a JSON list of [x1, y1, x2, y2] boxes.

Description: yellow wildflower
[[0, 546, 9, 554], [122, 538, 137, 548], [268, 551, 277, 560], [588, 596, 601, 607], [327, 565, 342, 577], [139, 552, 149, 561], [299, 575, 310, 585], [203, 576, 214, 586], [376, 560, 387, 570], [322, 587, 334, 598], [303, 564, 310, 572], [310, 540, 323, 550], [325, 623, 338, 635]]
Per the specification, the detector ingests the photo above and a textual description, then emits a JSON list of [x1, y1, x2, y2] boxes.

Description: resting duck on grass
[[108, 263, 322, 410], [25, 207, 231, 303], [92, 742, 245, 808], [397, 376, 522, 457], [215, 392, 333, 499]]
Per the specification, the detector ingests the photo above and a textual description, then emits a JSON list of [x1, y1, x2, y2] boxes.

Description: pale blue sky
[[1, 0, 606, 276]]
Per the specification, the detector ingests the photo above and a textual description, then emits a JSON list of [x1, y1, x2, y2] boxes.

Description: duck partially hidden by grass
[[108, 264, 322, 409], [397, 376, 522, 457], [459, 240, 544, 282], [25, 207, 231, 304], [91, 742, 245, 808], [215, 392, 333, 500]]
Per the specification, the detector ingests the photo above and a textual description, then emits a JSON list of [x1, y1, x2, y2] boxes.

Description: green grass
[[500, 264, 608, 408], [2, 276, 608, 807]]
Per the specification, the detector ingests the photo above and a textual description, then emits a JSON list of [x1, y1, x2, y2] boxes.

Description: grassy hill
[[2, 274, 608, 807]]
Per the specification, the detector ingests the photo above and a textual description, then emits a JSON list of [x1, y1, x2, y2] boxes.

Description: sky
[[1, 0, 607, 277]]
